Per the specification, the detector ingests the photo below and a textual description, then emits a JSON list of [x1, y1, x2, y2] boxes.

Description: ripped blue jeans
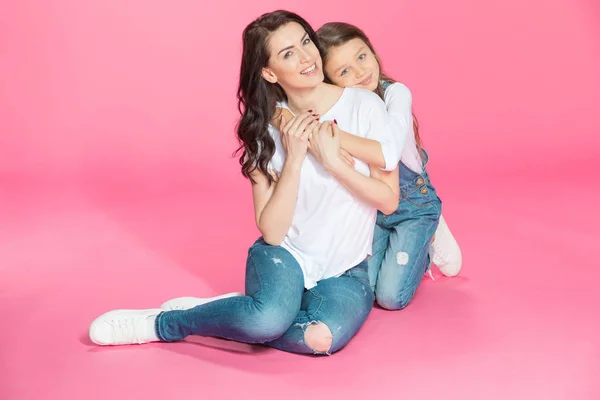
[[155, 238, 374, 355], [368, 150, 442, 310]]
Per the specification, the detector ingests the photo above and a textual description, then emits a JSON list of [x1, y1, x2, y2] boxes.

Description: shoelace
[[108, 318, 144, 344], [431, 229, 454, 265]]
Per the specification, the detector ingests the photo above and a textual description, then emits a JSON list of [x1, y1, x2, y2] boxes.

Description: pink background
[[2, 0, 599, 183], [1, 1, 599, 399]]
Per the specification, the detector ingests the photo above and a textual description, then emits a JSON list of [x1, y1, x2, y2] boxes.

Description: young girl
[[88, 11, 401, 355], [313, 22, 463, 310]]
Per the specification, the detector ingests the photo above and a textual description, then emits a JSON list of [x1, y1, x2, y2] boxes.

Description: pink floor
[[1, 168, 599, 400]]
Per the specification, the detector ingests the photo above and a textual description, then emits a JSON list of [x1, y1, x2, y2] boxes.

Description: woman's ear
[[261, 67, 278, 84]]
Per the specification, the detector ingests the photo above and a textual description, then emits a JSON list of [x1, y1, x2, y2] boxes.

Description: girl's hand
[[308, 120, 342, 171]]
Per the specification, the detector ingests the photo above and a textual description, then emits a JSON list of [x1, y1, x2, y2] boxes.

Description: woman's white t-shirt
[[267, 87, 396, 289]]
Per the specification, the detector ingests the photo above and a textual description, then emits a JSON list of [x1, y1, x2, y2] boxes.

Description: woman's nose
[[298, 49, 311, 63]]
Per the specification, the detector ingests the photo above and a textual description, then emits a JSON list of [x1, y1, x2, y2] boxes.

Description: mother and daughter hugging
[[89, 10, 463, 356]]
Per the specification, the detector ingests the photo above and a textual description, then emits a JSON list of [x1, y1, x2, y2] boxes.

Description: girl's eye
[[284, 51, 293, 59], [341, 68, 349, 76], [358, 54, 366, 61], [303, 38, 311, 45]]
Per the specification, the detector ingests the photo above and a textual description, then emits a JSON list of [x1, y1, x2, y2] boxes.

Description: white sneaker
[[89, 309, 163, 346], [160, 292, 244, 311], [429, 214, 462, 277]]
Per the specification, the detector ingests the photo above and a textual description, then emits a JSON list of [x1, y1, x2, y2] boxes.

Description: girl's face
[[323, 38, 380, 92], [261, 22, 324, 91]]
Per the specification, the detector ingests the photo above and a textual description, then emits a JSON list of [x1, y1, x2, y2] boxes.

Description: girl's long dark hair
[[316, 22, 423, 156], [234, 10, 319, 185]]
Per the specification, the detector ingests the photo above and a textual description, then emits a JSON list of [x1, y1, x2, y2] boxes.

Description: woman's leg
[[265, 261, 375, 355], [374, 211, 440, 310], [89, 239, 305, 345], [156, 239, 305, 343]]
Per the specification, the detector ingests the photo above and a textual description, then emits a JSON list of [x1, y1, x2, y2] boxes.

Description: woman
[[311, 22, 462, 310], [88, 10, 401, 355]]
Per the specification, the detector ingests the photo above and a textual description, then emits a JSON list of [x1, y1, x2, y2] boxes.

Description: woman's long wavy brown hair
[[316, 22, 423, 156], [234, 10, 320, 185]]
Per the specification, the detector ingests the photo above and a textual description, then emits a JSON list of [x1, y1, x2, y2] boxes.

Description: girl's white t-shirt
[[384, 82, 423, 173], [267, 87, 396, 289]]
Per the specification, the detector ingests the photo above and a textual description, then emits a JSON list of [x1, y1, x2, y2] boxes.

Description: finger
[[317, 120, 331, 136], [311, 119, 322, 132], [304, 120, 320, 142], [288, 112, 309, 136], [327, 122, 335, 137], [301, 119, 319, 140], [289, 111, 316, 136], [331, 119, 340, 137], [293, 112, 318, 137], [283, 116, 297, 135], [311, 120, 322, 140]]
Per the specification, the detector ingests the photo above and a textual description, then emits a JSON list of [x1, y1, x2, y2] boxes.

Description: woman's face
[[323, 38, 380, 92], [261, 22, 324, 90]]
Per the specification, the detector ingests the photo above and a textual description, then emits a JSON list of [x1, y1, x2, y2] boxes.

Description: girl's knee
[[376, 289, 415, 310]]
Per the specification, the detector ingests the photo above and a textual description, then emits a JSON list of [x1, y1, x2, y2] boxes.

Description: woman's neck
[[286, 83, 342, 116]]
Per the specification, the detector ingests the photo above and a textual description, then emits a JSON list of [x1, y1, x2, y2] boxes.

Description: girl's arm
[[321, 90, 412, 212], [309, 122, 399, 215], [275, 107, 390, 170], [328, 155, 400, 215], [340, 84, 413, 170], [338, 131, 387, 169]]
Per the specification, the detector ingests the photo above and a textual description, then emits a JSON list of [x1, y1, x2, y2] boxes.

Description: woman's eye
[[303, 38, 311, 45], [358, 54, 366, 61], [341, 69, 349, 76], [284, 51, 293, 59]]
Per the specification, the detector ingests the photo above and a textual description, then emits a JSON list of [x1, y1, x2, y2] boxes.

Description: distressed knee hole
[[396, 252, 409, 265], [304, 322, 333, 353]]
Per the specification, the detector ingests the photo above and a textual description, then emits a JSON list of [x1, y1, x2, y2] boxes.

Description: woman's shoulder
[[270, 106, 293, 130]]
